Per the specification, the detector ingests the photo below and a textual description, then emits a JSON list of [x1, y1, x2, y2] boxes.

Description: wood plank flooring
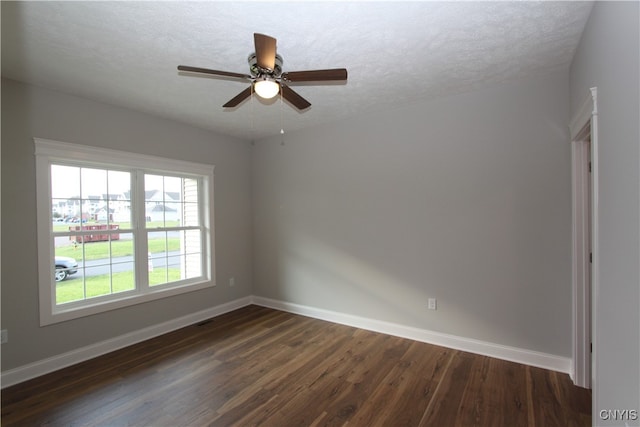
[[1, 305, 591, 426]]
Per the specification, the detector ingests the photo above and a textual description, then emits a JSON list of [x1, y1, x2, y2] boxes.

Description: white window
[[35, 138, 215, 325]]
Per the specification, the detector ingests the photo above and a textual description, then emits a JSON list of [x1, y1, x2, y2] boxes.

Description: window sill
[[42, 279, 216, 326]]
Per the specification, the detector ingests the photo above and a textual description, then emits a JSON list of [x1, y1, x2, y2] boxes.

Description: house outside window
[[35, 138, 215, 325]]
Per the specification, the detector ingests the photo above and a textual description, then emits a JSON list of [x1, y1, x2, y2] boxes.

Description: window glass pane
[[145, 203, 163, 227], [51, 165, 80, 199], [112, 262, 135, 294], [148, 230, 168, 259], [182, 203, 198, 226], [82, 261, 135, 298], [84, 265, 112, 298], [149, 264, 168, 286], [144, 175, 200, 228], [53, 199, 81, 224], [164, 176, 182, 199], [184, 253, 202, 279], [108, 170, 132, 226], [84, 233, 112, 263], [182, 230, 202, 279], [108, 198, 131, 226], [109, 170, 130, 196], [54, 232, 135, 305], [150, 268, 180, 286], [113, 232, 135, 263], [164, 202, 181, 226], [51, 199, 75, 222], [81, 168, 107, 226], [51, 165, 131, 227], [145, 174, 164, 227], [148, 230, 168, 287], [183, 178, 199, 226], [145, 174, 164, 198], [81, 168, 107, 200], [167, 255, 182, 281], [110, 233, 135, 294], [52, 199, 70, 224], [55, 242, 83, 304], [147, 228, 201, 285], [81, 199, 96, 224], [182, 229, 201, 255]]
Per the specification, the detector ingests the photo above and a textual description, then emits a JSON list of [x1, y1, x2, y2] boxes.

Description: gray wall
[[1, 78, 253, 371], [252, 71, 573, 357], [570, 2, 640, 424]]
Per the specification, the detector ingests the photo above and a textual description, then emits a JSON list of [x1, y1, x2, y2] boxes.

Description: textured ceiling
[[2, 1, 593, 141]]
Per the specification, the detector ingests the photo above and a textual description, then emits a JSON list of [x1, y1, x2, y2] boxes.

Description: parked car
[[55, 256, 78, 282]]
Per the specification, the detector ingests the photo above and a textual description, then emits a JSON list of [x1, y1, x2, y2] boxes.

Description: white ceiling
[[1, 1, 593, 141]]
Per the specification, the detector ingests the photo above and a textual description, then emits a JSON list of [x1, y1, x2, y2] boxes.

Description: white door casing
[[569, 87, 598, 389]]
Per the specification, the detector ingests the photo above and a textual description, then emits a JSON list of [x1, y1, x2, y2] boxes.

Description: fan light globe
[[254, 79, 279, 99]]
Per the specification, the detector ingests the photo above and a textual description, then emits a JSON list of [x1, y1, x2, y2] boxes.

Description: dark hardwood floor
[[1, 305, 591, 426]]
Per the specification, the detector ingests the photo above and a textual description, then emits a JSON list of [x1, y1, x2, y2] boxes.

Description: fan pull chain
[[280, 88, 285, 145], [250, 83, 256, 142]]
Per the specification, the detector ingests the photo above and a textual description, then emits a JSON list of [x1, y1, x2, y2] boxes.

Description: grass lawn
[[56, 268, 181, 304], [56, 238, 180, 260]]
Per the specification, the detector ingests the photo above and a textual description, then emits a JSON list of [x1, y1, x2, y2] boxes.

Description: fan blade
[[254, 33, 277, 71], [223, 87, 253, 108], [178, 65, 251, 80], [281, 84, 311, 110], [281, 68, 348, 82]]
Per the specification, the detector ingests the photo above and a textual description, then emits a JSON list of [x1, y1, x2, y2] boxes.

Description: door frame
[[569, 87, 598, 389]]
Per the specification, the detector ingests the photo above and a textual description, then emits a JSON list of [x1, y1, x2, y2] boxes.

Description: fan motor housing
[[248, 53, 283, 77]]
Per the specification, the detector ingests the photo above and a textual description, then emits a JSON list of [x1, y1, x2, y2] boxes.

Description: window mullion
[[133, 170, 149, 290]]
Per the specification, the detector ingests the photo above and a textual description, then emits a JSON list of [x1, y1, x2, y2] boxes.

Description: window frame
[[35, 138, 215, 326]]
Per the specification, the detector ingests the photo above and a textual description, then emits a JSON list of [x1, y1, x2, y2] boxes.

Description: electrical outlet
[[229, 277, 235, 287], [428, 298, 437, 310], [1, 329, 8, 344]]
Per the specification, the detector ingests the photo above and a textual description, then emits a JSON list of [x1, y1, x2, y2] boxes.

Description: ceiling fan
[[178, 33, 347, 110]]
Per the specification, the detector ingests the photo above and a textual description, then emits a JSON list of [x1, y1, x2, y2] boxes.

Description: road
[[66, 251, 182, 279]]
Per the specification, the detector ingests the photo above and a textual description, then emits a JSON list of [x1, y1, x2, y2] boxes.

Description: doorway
[[570, 87, 598, 389]]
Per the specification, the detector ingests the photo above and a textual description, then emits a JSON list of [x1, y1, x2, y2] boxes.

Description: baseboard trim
[[251, 296, 572, 375], [0, 296, 252, 389]]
